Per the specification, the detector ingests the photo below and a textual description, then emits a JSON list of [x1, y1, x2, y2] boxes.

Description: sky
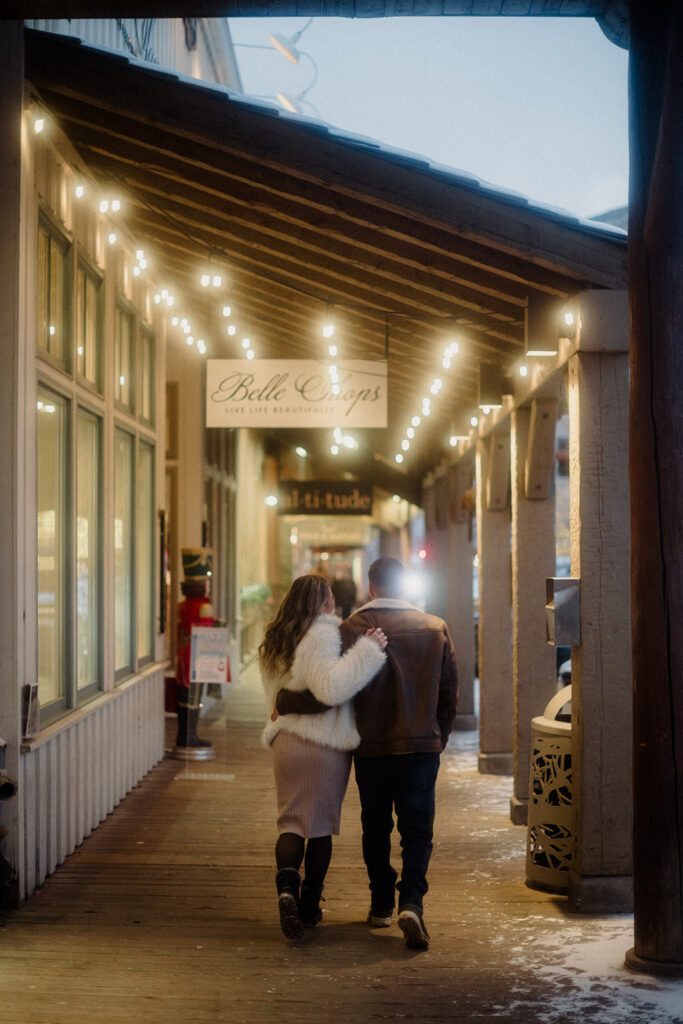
[[228, 16, 629, 221]]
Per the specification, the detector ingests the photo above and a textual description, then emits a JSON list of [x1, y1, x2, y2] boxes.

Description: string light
[[222, 305, 232, 318], [107, 232, 117, 245], [395, 453, 404, 464], [74, 184, 86, 199], [470, 415, 479, 427], [227, 324, 237, 336]]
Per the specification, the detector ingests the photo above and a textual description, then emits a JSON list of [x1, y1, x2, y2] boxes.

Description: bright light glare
[[519, 364, 529, 378], [404, 570, 427, 603], [264, 494, 278, 507], [322, 323, 335, 338], [395, 453, 404, 464], [295, 446, 307, 458], [411, 416, 421, 427]]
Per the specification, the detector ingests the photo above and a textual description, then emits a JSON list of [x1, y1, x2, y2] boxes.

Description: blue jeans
[[353, 752, 440, 913]]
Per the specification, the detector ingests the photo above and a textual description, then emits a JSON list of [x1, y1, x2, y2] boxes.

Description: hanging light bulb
[[331, 444, 340, 455], [222, 305, 232, 318], [411, 415, 421, 428], [212, 274, 222, 288], [107, 232, 117, 245], [519, 364, 529, 378], [33, 114, 46, 134], [227, 325, 237, 336], [186, 336, 195, 347], [470, 415, 479, 427], [200, 273, 211, 288], [74, 184, 86, 199], [111, 199, 121, 212], [395, 453, 404, 464], [401, 440, 410, 452], [322, 323, 335, 339], [406, 427, 415, 439], [242, 337, 251, 350], [328, 344, 338, 357]]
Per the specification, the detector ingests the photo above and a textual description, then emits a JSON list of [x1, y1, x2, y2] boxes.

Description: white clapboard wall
[[19, 667, 165, 899]]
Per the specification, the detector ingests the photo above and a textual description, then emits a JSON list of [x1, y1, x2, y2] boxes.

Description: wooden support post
[[0, 23, 25, 909], [476, 436, 513, 774], [568, 347, 631, 913], [626, 0, 683, 973], [510, 406, 557, 824], [448, 461, 477, 731]]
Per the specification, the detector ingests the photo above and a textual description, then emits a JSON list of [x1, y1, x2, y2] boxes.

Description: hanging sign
[[278, 480, 373, 516], [206, 359, 387, 428]]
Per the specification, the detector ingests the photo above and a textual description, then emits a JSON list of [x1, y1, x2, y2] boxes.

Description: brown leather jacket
[[341, 599, 458, 757]]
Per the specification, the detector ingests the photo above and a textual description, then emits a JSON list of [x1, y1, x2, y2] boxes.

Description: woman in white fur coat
[[259, 573, 387, 940]]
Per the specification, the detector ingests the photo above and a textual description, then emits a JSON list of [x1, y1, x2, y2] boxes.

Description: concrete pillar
[[448, 461, 477, 731], [476, 435, 513, 774], [568, 341, 632, 912], [510, 405, 557, 824]]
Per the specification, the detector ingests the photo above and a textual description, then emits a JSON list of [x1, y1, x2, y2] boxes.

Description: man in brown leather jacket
[[277, 557, 458, 950]]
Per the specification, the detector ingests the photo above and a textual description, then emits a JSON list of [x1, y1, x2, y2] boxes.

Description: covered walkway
[[2, 668, 681, 1024]]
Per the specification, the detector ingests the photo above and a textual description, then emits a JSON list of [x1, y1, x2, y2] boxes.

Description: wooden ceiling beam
[[26, 36, 626, 286], [57, 115, 543, 307], [127, 201, 526, 354], [48, 96, 589, 298]]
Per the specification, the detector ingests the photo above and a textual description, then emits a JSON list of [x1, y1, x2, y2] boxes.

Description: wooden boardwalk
[[1, 667, 680, 1024]]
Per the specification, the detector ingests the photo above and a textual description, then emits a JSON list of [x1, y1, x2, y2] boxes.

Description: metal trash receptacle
[[525, 684, 572, 894]]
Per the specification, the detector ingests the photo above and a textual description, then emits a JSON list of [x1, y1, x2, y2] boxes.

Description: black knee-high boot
[[299, 882, 324, 927], [275, 868, 304, 940]]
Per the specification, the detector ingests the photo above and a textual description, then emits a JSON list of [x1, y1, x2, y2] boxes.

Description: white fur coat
[[261, 613, 386, 751]]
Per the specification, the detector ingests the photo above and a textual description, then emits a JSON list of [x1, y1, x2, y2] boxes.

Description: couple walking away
[[259, 557, 458, 950]]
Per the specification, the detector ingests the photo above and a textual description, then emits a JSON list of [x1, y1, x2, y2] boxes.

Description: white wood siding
[[19, 667, 165, 899]]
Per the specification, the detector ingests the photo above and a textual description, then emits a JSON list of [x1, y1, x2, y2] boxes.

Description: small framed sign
[[190, 626, 231, 684]]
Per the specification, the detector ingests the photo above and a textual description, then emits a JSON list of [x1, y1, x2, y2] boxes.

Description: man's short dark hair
[[368, 557, 404, 595]]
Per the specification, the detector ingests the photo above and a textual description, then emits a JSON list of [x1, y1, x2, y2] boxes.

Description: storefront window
[[76, 264, 101, 388], [114, 428, 134, 677], [37, 222, 69, 367], [137, 442, 155, 662], [76, 411, 101, 691], [37, 390, 67, 707], [114, 305, 134, 412]]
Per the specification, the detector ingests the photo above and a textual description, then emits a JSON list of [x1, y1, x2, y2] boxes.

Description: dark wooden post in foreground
[[627, 0, 683, 975]]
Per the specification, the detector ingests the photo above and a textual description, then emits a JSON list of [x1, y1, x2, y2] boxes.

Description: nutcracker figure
[[172, 547, 216, 761]]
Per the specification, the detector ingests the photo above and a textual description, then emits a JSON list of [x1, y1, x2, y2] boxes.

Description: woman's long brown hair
[[258, 574, 331, 677]]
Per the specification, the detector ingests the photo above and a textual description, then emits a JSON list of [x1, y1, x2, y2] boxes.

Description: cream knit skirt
[[271, 730, 352, 838]]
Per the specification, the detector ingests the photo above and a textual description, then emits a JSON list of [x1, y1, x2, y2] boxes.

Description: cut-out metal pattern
[[526, 733, 574, 893]]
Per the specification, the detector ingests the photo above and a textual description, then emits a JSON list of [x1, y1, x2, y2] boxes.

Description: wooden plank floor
[[2, 666, 681, 1024]]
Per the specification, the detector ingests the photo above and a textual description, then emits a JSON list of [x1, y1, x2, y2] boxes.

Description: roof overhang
[[24, 28, 627, 500]]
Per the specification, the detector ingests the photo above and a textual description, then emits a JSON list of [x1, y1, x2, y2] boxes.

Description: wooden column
[[627, 0, 683, 972], [568, 336, 631, 912], [510, 404, 557, 824], [0, 23, 25, 909], [448, 460, 477, 731], [476, 435, 513, 774]]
